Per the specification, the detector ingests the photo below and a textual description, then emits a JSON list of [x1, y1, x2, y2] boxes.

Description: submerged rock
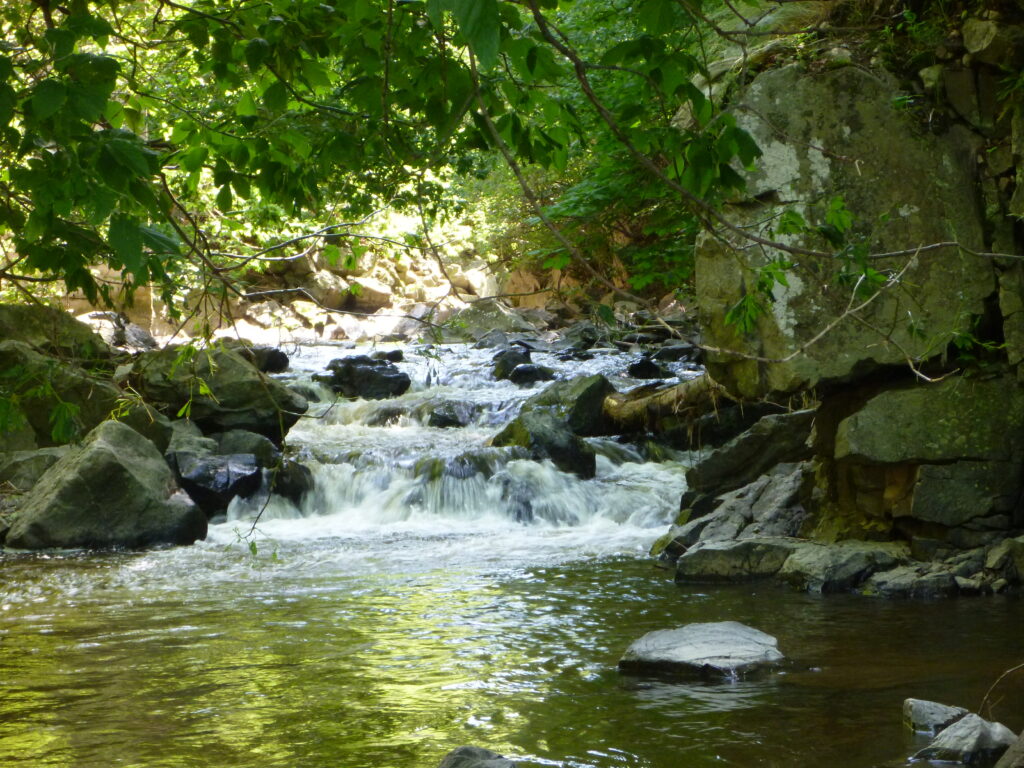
[[903, 698, 969, 735], [437, 746, 516, 768], [913, 713, 1017, 766], [4, 420, 206, 550], [491, 410, 596, 479], [492, 347, 531, 380], [519, 374, 616, 436], [315, 355, 411, 400], [619, 621, 784, 679]]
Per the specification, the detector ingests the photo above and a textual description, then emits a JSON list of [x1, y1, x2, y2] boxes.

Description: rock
[[914, 713, 1017, 766], [652, 341, 695, 362], [695, 65, 991, 398], [210, 429, 281, 467], [4, 420, 206, 549], [166, 419, 218, 456], [444, 299, 539, 342], [130, 345, 308, 444], [0, 304, 110, 360], [962, 18, 1024, 67], [492, 348, 531, 380], [984, 536, 1024, 581], [667, 401, 787, 450], [508, 364, 556, 386], [835, 377, 1024, 463], [240, 346, 290, 374], [79, 311, 158, 351], [0, 448, 70, 491], [619, 621, 784, 679], [306, 269, 351, 309], [779, 541, 907, 592], [117, 405, 175, 454], [627, 357, 672, 379], [349, 276, 393, 311], [0, 340, 122, 446], [675, 538, 799, 582], [903, 698, 969, 735], [437, 746, 516, 768], [861, 564, 959, 598], [904, 461, 1023, 529], [686, 410, 815, 495], [170, 452, 263, 517], [518, 375, 616, 436], [270, 459, 314, 506], [314, 355, 411, 400], [491, 410, 596, 479], [425, 401, 479, 429], [370, 349, 404, 363]]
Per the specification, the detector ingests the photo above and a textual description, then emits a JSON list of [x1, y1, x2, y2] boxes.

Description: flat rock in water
[[904, 698, 969, 735], [618, 621, 784, 679], [437, 746, 516, 768], [914, 713, 1017, 766]]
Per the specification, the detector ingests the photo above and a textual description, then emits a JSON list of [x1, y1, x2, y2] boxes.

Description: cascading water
[[2, 341, 1022, 768]]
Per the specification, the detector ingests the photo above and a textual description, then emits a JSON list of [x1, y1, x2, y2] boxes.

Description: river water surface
[[2, 343, 1021, 768]]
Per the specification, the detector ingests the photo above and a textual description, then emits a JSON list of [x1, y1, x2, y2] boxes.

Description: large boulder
[[442, 299, 539, 342], [129, 345, 308, 443], [904, 698, 969, 736], [0, 448, 70, 491], [519, 375, 616, 436], [696, 64, 992, 398], [778, 540, 907, 592], [169, 452, 262, 518], [491, 410, 596, 478], [619, 621, 785, 679], [4, 420, 206, 549], [437, 746, 516, 768], [314, 355, 411, 400], [0, 303, 110, 360], [914, 713, 1017, 766], [674, 538, 799, 582]]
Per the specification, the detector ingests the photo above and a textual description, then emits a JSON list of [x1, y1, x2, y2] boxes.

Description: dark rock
[[117, 405, 175, 454], [315, 355, 411, 400], [131, 345, 308, 443], [904, 698, 969, 735], [914, 713, 1017, 766], [628, 357, 672, 379], [0, 448, 70, 492], [80, 312, 157, 351], [437, 746, 516, 768], [861, 564, 960, 598], [508, 364, 557, 386], [426, 401, 479, 429], [779, 541, 907, 592], [985, 537, 1024, 582], [519, 375, 616, 436], [686, 409, 815, 495], [491, 410, 596, 478], [554, 321, 601, 352], [166, 420, 218, 457], [492, 348, 531, 380], [473, 330, 510, 349], [4, 420, 206, 549], [370, 349, 404, 363], [619, 621, 784, 679], [244, 346, 290, 373], [271, 459, 314, 505], [171, 452, 262, 518], [652, 342, 695, 362], [675, 538, 799, 582], [210, 429, 281, 467]]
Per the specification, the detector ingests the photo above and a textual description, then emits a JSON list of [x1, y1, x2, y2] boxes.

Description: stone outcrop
[[5, 420, 206, 549], [619, 621, 785, 679], [695, 64, 992, 399]]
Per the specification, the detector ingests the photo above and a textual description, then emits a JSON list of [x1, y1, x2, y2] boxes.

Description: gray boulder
[[443, 299, 538, 342], [210, 429, 281, 467], [519, 374, 616, 436], [131, 345, 308, 443], [0, 448, 70, 492], [779, 540, 907, 593], [904, 698, 969, 735], [675, 538, 799, 583], [5, 420, 206, 549], [695, 65, 992, 399], [914, 713, 1017, 766], [619, 621, 784, 679], [508, 364, 556, 386], [0, 303, 110, 360], [491, 410, 596, 479], [861, 564, 960, 598], [437, 746, 516, 768], [315, 355, 411, 400]]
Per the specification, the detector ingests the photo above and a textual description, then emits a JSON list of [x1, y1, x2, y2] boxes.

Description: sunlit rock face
[[695, 64, 993, 399]]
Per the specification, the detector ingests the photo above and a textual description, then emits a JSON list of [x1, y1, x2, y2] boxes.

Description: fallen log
[[603, 374, 733, 434]]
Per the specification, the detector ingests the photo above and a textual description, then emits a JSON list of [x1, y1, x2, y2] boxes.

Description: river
[[1, 342, 1021, 767]]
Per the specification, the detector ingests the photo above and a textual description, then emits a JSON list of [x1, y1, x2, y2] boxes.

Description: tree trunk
[[603, 374, 733, 434]]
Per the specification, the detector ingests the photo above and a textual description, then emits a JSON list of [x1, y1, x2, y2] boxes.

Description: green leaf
[[245, 38, 271, 71], [105, 137, 155, 177], [323, 244, 341, 266], [451, 0, 500, 70], [216, 185, 233, 212], [236, 91, 259, 117], [108, 215, 144, 274], [140, 226, 181, 256], [263, 80, 289, 112], [31, 79, 67, 120]]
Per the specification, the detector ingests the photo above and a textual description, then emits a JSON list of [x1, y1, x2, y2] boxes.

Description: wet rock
[[316, 355, 411, 400], [508, 364, 556, 386], [131, 345, 308, 443], [437, 746, 516, 768], [4, 420, 206, 550], [79, 311, 158, 351], [627, 357, 672, 379], [914, 713, 1017, 766], [170, 452, 263, 517], [491, 410, 596, 479], [209, 429, 281, 467], [492, 348, 531, 380], [861, 564, 959, 598], [553, 321, 601, 352], [652, 341, 695, 362], [675, 538, 799, 582], [519, 374, 616, 436], [779, 541, 907, 593], [686, 409, 815, 496], [473, 329, 510, 349], [241, 345, 290, 374], [904, 698, 969, 735], [271, 459, 314, 505], [962, 18, 1024, 67], [425, 401, 479, 429], [619, 621, 784, 679], [370, 349, 404, 363]]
